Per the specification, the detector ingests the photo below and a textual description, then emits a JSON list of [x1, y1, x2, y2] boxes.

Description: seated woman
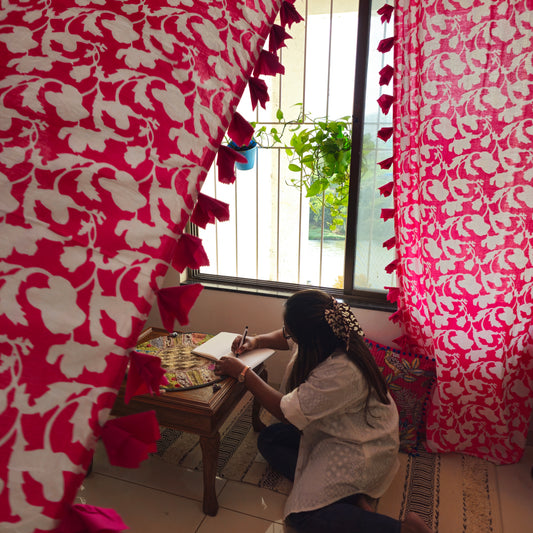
[[214, 289, 433, 533]]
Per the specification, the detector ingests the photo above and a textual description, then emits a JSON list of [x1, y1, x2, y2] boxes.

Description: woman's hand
[[213, 356, 247, 380], [231, 334, 258, 355]]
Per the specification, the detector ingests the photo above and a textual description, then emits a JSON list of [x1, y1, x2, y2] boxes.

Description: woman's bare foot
[[401, 512, 434, 533]]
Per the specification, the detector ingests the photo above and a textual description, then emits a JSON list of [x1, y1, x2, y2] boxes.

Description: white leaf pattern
[[0, 1, 282, 529]]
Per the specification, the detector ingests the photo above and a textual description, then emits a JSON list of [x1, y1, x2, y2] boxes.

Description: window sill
[[185, 274, 396, 313]]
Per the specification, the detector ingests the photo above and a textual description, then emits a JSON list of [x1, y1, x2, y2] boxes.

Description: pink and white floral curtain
[[393, 0, 533, 465], [0, 1, 302, 530]]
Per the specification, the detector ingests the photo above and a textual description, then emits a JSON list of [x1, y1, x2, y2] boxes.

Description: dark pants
[[257, 423, 401, 533]]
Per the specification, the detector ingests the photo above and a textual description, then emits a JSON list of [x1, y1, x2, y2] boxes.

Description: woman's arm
[[231, 328, 289, 355], [214, 355, 286, 421]]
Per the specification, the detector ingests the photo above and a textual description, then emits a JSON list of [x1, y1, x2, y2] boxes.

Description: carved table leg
[[252, 367, 268, 432], [199, 432, 220, 516]]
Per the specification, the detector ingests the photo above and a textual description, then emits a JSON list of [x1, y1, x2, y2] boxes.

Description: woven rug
[[154, 394, 502, 532]]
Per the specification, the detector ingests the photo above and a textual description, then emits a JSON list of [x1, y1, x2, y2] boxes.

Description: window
[[190, 0, 395, 310]]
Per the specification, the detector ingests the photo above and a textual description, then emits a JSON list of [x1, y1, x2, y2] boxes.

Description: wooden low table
[[111, 328, 269, 516]]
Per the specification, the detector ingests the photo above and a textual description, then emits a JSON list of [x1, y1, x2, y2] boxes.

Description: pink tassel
[[57, 504, 129, 533], [191, 193, 230, 228], [379, 181, 394, 197], [269, 24, 292, 52], [280, 1, 304, 28], [377, 94, 394, 115], [378, 156, 394, 169], [172, 233, 209, 273], [389, 309, 401, 324], [383, 236, 396, 250], [381, 208, 395, 221], [377, 37, 395, 53], [101, 411, 160, 468], [255, 49, 285, 76], [392, 334, 411, 350], [228, 112, 254, 147], [379, 65, 394, 86], [125, 351, 169, 404], [156, 283, 203, 330], [248, 77, 270, 110], [377, 4, 394, 23], [385, 258, 399, 274], [378, 127, 393, 142], [385, 286, 400, 303], [216, 145, 247, 184]]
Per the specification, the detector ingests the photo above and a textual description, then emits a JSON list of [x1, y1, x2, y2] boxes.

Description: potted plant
[[227, 138, 258, 171], [254, 106, 355, 232]]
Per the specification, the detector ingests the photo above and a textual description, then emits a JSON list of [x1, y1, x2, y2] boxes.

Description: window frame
[[188, 0, 395, 312]]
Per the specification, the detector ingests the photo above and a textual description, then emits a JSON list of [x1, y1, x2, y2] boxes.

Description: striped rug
[[155, 393, 502, 532]]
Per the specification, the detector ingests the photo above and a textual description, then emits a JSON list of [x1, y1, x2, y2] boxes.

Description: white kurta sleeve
[[280, 354, 367, 430]]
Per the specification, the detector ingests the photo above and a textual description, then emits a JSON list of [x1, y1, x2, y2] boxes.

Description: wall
[[146, 287, 402, 386]]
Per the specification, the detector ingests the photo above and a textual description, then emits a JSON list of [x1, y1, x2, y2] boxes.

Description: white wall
[[146, 287, 402, 386]]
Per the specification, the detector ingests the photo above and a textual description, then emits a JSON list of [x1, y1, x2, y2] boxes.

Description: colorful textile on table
[[135, 332, 219, 391], [0, 1, 295, 530]]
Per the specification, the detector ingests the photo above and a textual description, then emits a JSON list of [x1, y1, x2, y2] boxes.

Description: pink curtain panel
[[393, 0, 533, 465], [0, 0, 295, 530]]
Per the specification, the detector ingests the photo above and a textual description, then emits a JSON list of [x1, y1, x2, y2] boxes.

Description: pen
[[237, 325, 248, 355]]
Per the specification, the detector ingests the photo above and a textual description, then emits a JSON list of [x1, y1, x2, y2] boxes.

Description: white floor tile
[[92, 440, 226, 502], [217, 480, 287, 523], [496, 445, 533, 533], [77, 473, 205, 532], [197, 508, 285, 533]]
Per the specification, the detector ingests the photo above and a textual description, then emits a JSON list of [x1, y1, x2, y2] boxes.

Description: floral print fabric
[[0, 1, 281, 530], [393, 0, 533, 464]]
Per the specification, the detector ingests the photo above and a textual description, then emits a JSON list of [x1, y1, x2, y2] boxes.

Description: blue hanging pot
[[228, 139, 258, 171]]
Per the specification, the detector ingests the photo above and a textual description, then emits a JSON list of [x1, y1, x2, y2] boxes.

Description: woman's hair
[[285, 289, 390, 420]]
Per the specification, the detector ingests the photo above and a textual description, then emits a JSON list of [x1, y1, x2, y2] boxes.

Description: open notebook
[[191, 331, 274, 369]]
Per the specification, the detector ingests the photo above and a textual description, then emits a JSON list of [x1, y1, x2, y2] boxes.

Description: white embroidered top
[[280, 349, 400, 518]]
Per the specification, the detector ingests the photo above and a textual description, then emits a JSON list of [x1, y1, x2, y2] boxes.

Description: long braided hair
[[285, 290, 390, 422]]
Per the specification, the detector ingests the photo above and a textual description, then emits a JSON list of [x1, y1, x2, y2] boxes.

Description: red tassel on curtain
[[101, 411, 160, 468], [377, 94, 394, 114], [216, 144, 248, 184], [380, 208, 395, 221], [57, 504, 128, 533], [172, 233, 210, 273], [228, 111, 254, 147], [385, 286, 400, 303], [388, 309, 401, 324], [248, 76, 270, 109], [377, 127, 393, 142], [280, 1, 304, 28], [379, 65, 394, 86], [156, 283, 203, 331], [383, 236, 396, 250], [379, 181, 394, 197], [269, 24, 292, 52], [392, 334, 410, 350], [377, 36, 395, 53], [385, 258, 399, 274], [124, 351, 169, 404], [377, 4, 394, 23], [191, 193, 230, 228], [254, 49, 285, 76], [378, 156, 394, 169]]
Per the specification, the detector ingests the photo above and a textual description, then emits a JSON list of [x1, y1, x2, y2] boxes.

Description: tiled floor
[[77, 443, 533, 532]]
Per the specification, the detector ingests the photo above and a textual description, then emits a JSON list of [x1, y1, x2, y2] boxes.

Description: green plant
[[254, 106, 353, 233]]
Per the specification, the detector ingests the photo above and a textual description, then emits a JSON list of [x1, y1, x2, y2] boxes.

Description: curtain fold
[[393, 0, 533, 465]]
